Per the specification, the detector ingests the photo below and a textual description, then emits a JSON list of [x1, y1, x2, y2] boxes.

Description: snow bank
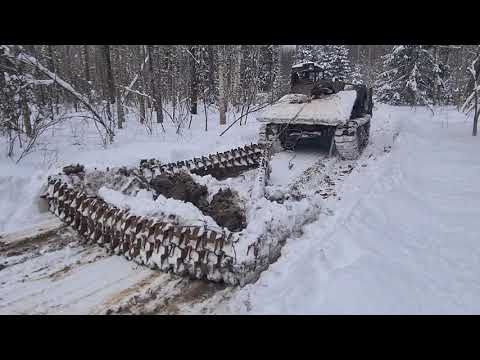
[[0, 162, 51, 234], [233, 195, 324, 262], [98, 187, 220, 229]]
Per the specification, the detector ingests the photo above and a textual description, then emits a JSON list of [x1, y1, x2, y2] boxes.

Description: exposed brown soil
[[149, 171, 209, 211], [62, 164, 84, 175], [149, 172, 246, 232], [205, 188, 246, 232]]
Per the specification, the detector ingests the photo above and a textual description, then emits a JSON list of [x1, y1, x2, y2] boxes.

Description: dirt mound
[[63, 164, 84, 175], [149, 172, 246, 232], [206, 188, 246, 232], [149, 171, 209, 211]]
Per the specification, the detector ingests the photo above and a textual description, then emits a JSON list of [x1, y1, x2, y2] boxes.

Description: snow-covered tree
[[376, 45, 449, 107], [461, 50, 480, 136], [295, 45, 325, 64], [322, 45, 353, 81], [351, 63, 363, 84]]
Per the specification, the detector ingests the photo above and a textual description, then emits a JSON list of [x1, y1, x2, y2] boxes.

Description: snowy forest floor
[[1, 104, 480, 314]]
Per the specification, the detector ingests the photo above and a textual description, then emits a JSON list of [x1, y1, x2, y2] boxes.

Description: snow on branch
[[184, 47, 200, 65], [17, 52, 89, 104], [121, 52, 150, 104], [121, 86, 155, 102], [461, 56, 479, 114], [4, 45, 113, 140]]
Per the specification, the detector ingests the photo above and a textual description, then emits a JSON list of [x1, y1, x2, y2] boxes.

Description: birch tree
[[189, 46, 198, 115], [461, 50, 480, 136], [218, 46, 227, 125]]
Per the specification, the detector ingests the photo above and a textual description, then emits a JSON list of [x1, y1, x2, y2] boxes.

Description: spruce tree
[[295, 45, 324, 64], [376, 45, 449, 107], [322, 45, 353, 81], [351, 63, 363, 84]]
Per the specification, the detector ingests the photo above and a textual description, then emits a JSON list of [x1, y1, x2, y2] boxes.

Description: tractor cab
[[291, 61, 346, 97], [291, 61, 324, 95]]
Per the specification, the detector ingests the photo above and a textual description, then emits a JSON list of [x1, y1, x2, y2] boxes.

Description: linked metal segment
[[42, 142, 283, 287]]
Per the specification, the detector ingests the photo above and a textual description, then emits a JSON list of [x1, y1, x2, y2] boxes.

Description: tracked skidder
[[257, 61, 373, 159]]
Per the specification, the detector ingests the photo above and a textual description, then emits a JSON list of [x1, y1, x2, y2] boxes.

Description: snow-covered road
[[2, 105, 479, 314], [218, 106, 480, 314]]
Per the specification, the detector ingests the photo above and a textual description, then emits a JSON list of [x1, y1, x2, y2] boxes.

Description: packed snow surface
[[217, 106, 480, 314], [269, 149, 321, 187], [98, 187, 220, 229], [257, 90, 357, 125], [2, 103, 480, 314]]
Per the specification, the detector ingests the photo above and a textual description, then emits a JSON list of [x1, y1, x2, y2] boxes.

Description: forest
[[1, 44, 479, 163], [1, 44, 480, 314]]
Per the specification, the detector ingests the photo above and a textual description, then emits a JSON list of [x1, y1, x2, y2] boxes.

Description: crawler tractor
[[257, 61, 373, 160]]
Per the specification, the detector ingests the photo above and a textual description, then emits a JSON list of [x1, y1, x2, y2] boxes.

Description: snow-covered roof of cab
[[257, 90, 357, 126], [292, 61, 322, 70]]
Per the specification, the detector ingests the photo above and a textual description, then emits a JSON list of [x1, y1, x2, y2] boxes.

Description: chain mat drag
[[43, 142, 281, 287]]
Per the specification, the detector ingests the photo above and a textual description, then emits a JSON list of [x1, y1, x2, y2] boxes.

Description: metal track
[[44, 177, 242, 283], [334, 116, 371, 160], [43, 152, 285, 287], [139, 144, 264, 180]]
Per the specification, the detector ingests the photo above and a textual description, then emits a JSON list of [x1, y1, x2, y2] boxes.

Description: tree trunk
[[82, 45, 90, 83], [473, 85, 478, 136], [47, 45, 55, 72], [275, 45, 296, 98], [47, 45, 59, 114], [113, 46, 125, 128], [64, 45, 76, 110], [189, 46, 198, 115], [116, 87, 124, 129], [146, 45, 163, 123], [432, 46, 438, 106], [136, 45, 146, 123], [218, 47, 227, 125], [138, 95, 145, 124], [456, 46, 464, 109], [204, 97, 208, 131], [208, 45, 215, 104], [102, 45, 116, 104], [155, 46, 164, 123], [465, 48, 480, 103], [100, 45, 116, 136], [21, 95, 32, 138], [233, 45, 242, 107]]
